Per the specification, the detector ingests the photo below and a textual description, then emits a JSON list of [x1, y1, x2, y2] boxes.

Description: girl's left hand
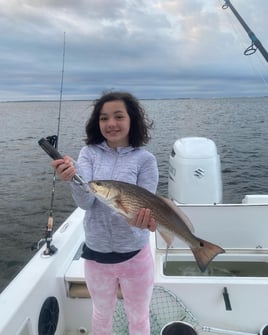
[[127, 208, 157, 232]]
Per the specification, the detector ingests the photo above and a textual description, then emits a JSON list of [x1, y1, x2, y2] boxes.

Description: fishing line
[[44, 32, 66, 256], [33, 33, 66, 256]]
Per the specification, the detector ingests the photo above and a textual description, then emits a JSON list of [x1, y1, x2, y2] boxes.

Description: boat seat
[[65, 245, 122, 299], [68, 282, 122, 299]]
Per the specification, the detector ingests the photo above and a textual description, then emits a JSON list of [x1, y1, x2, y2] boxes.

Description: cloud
[[0, 0, 267, 100]]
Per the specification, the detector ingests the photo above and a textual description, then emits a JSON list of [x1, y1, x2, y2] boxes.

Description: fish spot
[[200, 241, 204, 247]]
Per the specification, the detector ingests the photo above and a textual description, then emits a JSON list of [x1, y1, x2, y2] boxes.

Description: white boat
[[1, 136, 268, 335]]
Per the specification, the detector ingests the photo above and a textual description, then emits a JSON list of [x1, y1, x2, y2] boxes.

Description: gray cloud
[[0, 0, 267, 101]]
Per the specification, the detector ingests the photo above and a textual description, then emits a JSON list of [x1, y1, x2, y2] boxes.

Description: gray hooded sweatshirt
[[70, 141, 159, 253]]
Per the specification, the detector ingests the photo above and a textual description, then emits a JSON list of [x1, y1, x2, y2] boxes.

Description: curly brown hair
[[85, 91, 153, 147]]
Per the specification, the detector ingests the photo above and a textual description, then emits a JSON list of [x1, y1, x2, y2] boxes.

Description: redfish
[[88, 180, 225, 272]]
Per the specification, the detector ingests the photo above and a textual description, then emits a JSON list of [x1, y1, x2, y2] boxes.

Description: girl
[[52, 91, 159, 335]]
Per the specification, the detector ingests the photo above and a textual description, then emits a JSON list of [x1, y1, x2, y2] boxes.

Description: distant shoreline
[[0, 95, 267, 103]]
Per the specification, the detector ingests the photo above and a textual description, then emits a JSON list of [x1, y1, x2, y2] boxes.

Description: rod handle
[[38, 138, 63, 160]]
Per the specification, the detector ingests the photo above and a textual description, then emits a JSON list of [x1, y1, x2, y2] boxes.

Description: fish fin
[[157, 227, 174, 247], [113, 199, 133, 218], [159, 196, 195, 233], [114, 199, 127, 212], [191, 238, 225, 272]]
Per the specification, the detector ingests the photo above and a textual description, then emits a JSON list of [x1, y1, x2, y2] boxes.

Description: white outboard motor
[[168, 137, 222, 204]]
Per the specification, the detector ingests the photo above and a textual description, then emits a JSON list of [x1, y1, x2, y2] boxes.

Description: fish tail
[[191, 239, 225, 272]]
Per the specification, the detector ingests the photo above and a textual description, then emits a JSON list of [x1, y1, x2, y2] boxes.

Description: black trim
[[81, 243, 140, 264]]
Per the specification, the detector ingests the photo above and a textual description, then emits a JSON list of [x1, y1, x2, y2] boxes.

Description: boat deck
[[3, 204, 268, 335]]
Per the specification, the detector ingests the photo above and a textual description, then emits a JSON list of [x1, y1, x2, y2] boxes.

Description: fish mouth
[[88, 182, 97, 193], [88, 181, 105, 194]]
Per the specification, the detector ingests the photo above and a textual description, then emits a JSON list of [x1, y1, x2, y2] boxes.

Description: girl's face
[[99, 100, 131, 148]]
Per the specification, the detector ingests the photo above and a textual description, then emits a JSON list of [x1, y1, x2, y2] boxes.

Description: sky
[[0, 0, 268, 101]]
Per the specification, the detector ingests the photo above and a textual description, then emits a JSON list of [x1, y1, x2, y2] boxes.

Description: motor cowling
[[168, 137, 222, 204]]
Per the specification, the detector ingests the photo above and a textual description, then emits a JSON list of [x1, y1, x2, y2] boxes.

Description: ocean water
[[0, 97, 268, 292]]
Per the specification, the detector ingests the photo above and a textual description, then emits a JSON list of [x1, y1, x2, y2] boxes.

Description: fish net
[[112, 285, 198, 335]]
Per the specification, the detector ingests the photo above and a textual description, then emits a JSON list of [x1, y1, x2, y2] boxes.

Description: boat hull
[[1, 203, 268, 335]]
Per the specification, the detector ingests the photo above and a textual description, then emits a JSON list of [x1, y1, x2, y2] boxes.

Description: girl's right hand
[[127, 208, 157, 232], [51, 155, 76, 181]]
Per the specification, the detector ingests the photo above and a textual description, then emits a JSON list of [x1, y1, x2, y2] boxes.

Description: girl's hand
[[51, 155, 76, 181], [127, 208, 157, 232]]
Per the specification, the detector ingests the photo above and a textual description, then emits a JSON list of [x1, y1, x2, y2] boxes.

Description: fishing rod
[[32, 33, 66, 256], [222, 0, 268, 63]]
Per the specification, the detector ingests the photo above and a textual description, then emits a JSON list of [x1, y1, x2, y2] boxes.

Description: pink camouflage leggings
[[84, 243, 154, 335]]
